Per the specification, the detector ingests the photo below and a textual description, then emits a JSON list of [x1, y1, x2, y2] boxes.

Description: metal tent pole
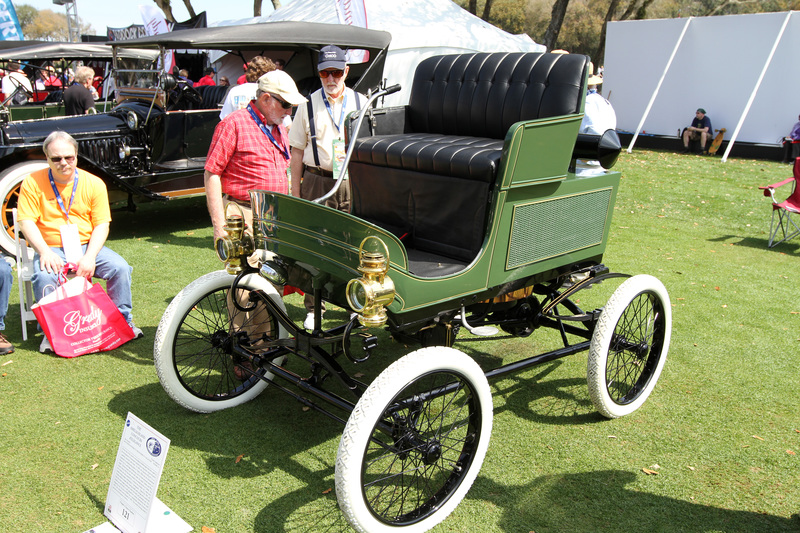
[[626, 17, 693, 154], [721, 11, 792, 162]]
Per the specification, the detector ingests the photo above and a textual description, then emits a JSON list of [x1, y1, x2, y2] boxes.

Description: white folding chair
[[12, 208, 36, 341]]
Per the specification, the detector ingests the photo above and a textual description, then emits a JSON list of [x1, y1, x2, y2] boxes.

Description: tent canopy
[[214, 0, 545, 104], [0, 42, 160, 61], [113, 21, 392, 92], [605, 12, 799, 148]]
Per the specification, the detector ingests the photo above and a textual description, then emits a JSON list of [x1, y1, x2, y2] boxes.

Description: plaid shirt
[[205, 103, 290, 202]]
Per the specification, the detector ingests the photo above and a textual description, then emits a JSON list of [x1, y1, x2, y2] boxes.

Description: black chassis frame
[[222, 262, 630, 426]]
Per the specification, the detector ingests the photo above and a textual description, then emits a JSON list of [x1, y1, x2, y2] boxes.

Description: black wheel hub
[[421, 440, 442, 465], [210, 330, 231, 351]]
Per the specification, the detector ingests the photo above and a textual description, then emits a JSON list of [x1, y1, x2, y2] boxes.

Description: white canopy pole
[[721, 11, 792, 162], [626, 17, 693, 153]]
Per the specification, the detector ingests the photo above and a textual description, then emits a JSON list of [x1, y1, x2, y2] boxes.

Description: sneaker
[[303, 312, 315, 330], [129, 324, 144, 340], [680, 146, 690, 154], [39, 336, 53, 354], [0, 333, 13, 355]]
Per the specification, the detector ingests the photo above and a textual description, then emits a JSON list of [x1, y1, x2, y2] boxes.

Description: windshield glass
[[115, 69, 161, 89]]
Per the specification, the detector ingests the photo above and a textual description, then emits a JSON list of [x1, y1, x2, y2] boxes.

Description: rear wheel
[[0, 160, 48, 257], [154, 270, 287, 413], [336, 347, 492, 533], [587, 274, 671, 418]]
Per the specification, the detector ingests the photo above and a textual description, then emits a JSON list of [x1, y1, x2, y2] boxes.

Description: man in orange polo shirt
[[17, 131, 142, 353]]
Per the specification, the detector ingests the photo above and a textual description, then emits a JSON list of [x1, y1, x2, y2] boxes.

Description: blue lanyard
[[246, 103, 289, 161], [323, 90, 348, 134], [48, 169, 79, 222]]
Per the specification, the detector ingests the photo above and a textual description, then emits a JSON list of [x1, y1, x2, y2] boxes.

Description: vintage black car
[[0, 22, 392, 256]]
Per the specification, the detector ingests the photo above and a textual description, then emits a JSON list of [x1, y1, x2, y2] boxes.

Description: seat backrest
[[194, 85, 230, 110], [407, 52, 589, 140]]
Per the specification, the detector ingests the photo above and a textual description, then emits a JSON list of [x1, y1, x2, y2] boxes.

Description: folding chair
[[760, 158, 800, 248], [12, 209, 37, 340]]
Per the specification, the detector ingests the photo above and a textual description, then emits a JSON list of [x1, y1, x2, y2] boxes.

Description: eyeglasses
[[319, 69, 344, 79], [49, 155, 76, 164], [270, 94, 294, 110]]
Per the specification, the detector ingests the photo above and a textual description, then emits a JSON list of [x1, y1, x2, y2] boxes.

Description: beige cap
[[587, 61, 603, 85], [257, 70, 307, 105]]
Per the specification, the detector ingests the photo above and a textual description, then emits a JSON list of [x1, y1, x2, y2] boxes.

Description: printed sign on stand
[[97, 412, 191, 533]]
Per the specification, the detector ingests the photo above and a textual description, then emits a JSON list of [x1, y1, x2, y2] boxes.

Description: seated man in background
[[17, 131, 142, 353], [681, 108, 712, 154]]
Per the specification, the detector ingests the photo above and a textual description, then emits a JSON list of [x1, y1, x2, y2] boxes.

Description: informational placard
[[104, 413, 171, 533]]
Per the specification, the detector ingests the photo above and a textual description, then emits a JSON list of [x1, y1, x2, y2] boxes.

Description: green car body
[[249, 112, 619, 324]]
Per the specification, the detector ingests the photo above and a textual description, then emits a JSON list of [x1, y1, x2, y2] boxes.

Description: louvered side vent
[[507, 188, 612, 269], [77, 136, 135, 167]]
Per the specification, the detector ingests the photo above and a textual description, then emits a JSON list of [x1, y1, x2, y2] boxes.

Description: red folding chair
[[760, 157, 800, 248]]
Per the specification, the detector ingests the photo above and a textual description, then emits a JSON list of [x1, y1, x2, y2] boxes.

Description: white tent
[[213, 0, 544, 105], [605, 11, 799, 159]]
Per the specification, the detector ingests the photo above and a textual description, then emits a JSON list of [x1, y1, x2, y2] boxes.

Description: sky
[[13, 0, 296, 35]]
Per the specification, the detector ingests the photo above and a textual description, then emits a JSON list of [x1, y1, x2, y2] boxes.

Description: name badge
[[332, 138, 348, 181], [60, 224, 82, 264]]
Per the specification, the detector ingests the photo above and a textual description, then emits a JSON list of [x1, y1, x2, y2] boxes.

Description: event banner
[[0, 0, 23, 41]]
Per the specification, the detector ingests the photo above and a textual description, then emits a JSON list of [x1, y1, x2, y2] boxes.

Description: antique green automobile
[[154, 51, 671, 532]]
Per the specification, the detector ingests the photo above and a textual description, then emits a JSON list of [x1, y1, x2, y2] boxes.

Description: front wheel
[[0, 160, 48, 257], [587, 274, 671, 418], [336, 347, 492, 533], [154, 270, 287, 413]]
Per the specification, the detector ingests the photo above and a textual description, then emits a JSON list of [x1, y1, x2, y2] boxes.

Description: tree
[[455, 0, 526, 33], [460, 0, 496, 21], [15, 4, 37, 29], [17, 6, 93, 41], [543, 0, 570, 49], [153, 0, 281, 21]]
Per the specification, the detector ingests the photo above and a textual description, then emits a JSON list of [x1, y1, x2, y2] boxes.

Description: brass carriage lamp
[[346, 237, 395, 328], [214, 203, 254, 274]]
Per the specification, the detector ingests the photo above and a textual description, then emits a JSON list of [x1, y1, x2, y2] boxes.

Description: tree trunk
[[481, 0, 495, 21], [595, 0, 621, 68], [181, 0, 196, 18], [152, 0, 176, 23], [468, 0, 477, 15], [254, 0, 262, 16], [271, 0, 282, 9], [543, 0, 570, 50]]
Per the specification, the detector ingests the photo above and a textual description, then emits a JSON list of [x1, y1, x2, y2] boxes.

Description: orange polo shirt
[[17, 167, 111, 247]]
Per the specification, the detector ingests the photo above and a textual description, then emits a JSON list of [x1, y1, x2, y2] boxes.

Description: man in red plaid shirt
[[205, 70, 307, 240]]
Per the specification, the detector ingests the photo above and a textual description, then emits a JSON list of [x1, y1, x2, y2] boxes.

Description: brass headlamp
[[214, 202, 254, 274], [346, 237, 395, 328]]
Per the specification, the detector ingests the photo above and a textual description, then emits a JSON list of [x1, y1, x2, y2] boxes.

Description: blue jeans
[[0, 259, 12, 331], [33, 245, 134, 324]]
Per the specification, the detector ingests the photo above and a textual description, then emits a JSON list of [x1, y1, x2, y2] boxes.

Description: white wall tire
[[588, 274, 671, 418], [0, 160, 48, 257], [154, 270, 287, 413], [336, 347, 493, 533]]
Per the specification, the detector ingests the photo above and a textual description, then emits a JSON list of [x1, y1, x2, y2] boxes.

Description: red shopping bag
[[32, 265, 134, 358]]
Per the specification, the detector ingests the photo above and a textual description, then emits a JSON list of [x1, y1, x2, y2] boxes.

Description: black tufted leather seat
[[194, 85, 230, 110], [350, 52, 589, 271]]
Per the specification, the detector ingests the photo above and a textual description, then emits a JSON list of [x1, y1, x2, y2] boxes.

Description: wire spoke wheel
[[588, 275, 671, 418], [336, 347, 492, 533], [154, 270, 286, 413]]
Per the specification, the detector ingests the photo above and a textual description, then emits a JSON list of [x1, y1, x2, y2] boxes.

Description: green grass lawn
[[1, 150, 798, 532]]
